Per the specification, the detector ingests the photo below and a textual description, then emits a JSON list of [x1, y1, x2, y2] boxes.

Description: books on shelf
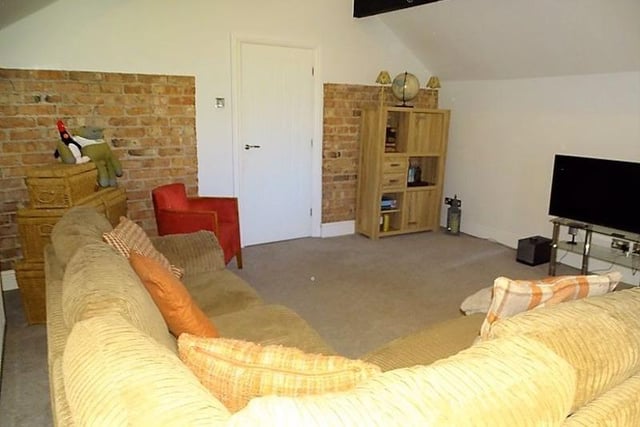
[[385, 127, 397, 152], [381, 196, 397, 210]]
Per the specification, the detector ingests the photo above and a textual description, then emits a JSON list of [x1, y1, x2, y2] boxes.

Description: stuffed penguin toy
[[54, 120, 123, 187]]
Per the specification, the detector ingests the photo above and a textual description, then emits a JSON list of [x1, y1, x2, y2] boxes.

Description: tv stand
[[549, 218, 640, 276]]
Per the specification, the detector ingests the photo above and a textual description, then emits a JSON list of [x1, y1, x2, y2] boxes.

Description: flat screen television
[[548, 154, 640, 235]]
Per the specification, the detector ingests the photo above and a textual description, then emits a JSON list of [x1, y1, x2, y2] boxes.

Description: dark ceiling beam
[[353, 0, 445, 18]]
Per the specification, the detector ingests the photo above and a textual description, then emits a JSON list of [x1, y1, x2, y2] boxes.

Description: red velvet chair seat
[[152, 183, 242, 268]]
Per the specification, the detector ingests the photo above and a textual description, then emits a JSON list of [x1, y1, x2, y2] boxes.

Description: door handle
[[244, 144, 261, 150]]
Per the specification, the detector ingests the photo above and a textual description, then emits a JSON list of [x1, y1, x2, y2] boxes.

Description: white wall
[[440, 72, 640, 283], [0, 0, 428, 197]]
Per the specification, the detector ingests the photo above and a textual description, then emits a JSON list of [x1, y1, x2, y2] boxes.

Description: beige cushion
[[460, 286, 492, 315], [228, 336, 575, 426], [62, 242, 176, 352], [179, 335, 381, 413], [488, 287, 640, 412], [480, 272, 621, 337], [63, 314, 230, 426], [182, 269, 262, 318], [51, 206, 113, 266], [213, 304, 334, 355], [364, 313, 485, 371], [151, 230, 226, 274], [103, 216, 183, 277]]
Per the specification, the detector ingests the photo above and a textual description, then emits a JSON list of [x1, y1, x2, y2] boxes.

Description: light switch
[[215, 98, 225, 108]]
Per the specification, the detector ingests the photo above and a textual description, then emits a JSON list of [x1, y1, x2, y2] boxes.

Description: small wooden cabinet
[[356, 106, 450, 238]]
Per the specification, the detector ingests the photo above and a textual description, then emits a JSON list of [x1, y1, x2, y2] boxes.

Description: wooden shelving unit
[[356, 106, 450, 239]]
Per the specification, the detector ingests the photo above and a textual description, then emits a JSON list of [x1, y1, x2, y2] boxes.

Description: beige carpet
[[227, 231, 571, 357], [0, 230, 575, 425]]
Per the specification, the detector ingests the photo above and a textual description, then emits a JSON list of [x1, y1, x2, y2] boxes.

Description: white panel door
[[237, 42, 314, 246]]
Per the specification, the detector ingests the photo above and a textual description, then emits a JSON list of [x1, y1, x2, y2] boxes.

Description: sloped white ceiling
[[0, 0, 59, 29], [378, 0, 640, 80], [1, 0, 638, 81]]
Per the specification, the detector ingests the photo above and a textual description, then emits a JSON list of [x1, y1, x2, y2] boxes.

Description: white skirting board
[[321, 220, 355, 238], [1, 270, 18, 291]]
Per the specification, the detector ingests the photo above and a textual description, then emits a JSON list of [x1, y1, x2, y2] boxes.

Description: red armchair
[[151, 183, 243, 268]]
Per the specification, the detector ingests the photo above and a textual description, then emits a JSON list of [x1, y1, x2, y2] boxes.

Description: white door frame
[[230, 34, 323, 244]]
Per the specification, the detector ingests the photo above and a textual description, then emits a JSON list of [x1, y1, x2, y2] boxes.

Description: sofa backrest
[[51, 206, 113, 266], [62, 313, 574, 427], [226, 335, 576, 426], [488, 287, 640, 412], [563, 372, 640, 426], [62, 241, 176, 352]]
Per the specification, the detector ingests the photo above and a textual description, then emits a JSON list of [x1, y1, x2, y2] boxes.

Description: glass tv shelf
[[549, 217, 640, 275]]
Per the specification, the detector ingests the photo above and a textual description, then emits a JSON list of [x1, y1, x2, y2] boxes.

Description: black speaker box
[[516, 236, 552, 266]]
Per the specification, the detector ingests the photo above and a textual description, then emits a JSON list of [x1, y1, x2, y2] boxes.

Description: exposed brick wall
[[0, 71, 437, 270], [322, 84, 438, 223], [0, 68, 197, 271]]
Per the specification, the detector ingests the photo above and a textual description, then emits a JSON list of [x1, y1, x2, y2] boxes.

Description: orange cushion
[[178, 335, 381, 412], [480, 271, 621, 338], [129, 251, 218, 338]]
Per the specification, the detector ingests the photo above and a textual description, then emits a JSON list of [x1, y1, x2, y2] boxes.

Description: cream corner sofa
[[46, 207, 640, 426]]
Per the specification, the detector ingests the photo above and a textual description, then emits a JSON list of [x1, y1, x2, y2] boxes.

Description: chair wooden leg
[[236, 249, 243, 269]]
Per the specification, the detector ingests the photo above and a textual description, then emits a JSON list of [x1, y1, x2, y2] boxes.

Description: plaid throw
[[103, 216, 183, 278]]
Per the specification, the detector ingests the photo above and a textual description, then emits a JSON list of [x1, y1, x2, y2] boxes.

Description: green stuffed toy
[[55, 120, 123, 187]]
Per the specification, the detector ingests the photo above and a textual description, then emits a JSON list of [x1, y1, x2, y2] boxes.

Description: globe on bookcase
[[391, 72, 420, 106]]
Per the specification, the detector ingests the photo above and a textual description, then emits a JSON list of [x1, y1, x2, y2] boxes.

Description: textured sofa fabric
[[227, 336, 576, 426], [363, 313, 485, 371], [45, 207, 640, 426], [63, 314, 230, 426], [563, 373, 640, 426], [62, 242, 177, 352], [487, 287, 640, 412], [46, 207, 330, 426]]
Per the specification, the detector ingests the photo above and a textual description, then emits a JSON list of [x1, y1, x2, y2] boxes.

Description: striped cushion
[[103, 216, 183, 277], [178, 335, 381, 413], [480, 272, 621, 338]]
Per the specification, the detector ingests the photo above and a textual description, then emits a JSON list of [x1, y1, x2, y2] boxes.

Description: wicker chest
[[14, 260, 47, 324], [16, 164, 127, 324], [17, 187, 127, 260], [25, 162, 98, 209]]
